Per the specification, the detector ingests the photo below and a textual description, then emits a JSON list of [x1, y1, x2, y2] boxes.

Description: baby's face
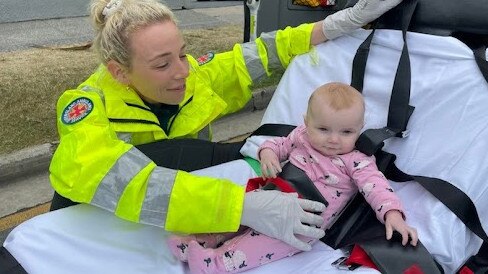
[[305, 102, 363, 156]]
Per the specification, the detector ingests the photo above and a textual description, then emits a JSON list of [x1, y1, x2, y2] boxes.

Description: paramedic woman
[[49, 0, 403, 252]]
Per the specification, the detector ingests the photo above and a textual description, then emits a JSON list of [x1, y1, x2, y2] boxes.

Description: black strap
[[473, 45, 488, 83], [382, 152, 488, 243], [355, 127, 398, 156], [352, 0, 416, 156], [453, 32, 488, 84], [250, 123, 296, 137], [378, 151, 488, 273], [360, 235, 443, 274], [350, 27, 375, 92], [273, 162, 329, 207]]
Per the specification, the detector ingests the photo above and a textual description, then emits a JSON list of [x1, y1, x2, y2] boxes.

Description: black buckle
[[355, 127, 401, 156]]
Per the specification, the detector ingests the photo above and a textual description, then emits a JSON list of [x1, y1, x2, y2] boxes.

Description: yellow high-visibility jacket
[[50, 23, 314, 233]]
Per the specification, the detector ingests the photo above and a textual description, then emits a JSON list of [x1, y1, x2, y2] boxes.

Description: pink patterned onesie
[[168, 125, 404, 274]]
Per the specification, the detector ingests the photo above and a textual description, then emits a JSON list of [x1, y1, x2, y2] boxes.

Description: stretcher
[[3, 27, 487, 274], [3, 1, 488, 273]]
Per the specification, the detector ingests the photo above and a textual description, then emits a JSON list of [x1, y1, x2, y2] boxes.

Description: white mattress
[[4, 29, 488, 274]]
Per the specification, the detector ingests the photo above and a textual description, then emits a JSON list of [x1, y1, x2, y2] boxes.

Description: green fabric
[[243, 157, 262, 176]]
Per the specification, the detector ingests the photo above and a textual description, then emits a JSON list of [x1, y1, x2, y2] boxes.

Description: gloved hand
[[240, 190, 326, 251], [322, 0, 403, 40]]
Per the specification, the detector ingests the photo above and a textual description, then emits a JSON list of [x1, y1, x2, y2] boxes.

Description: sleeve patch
[[196, 52, 215, 66], [61, 97, 93, 125]]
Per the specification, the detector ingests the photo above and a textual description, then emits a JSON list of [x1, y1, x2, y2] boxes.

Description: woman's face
[[126, 21, 189, 105]]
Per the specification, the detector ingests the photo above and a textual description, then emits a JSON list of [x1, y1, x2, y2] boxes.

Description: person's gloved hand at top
[[49, 0, 403, 253], [311, 0, 403, 44]]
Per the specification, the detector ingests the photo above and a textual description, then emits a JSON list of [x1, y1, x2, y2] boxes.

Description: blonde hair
[[307, 82, 364, 116], [90, 0, 176, 69]]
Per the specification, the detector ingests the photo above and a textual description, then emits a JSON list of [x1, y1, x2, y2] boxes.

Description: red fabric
[[345, 244, 379, 270], [246, 177, 298, 196], [458, 266, 474, 274], [319, 0, 334, 7], [403, 264, 425, 274]]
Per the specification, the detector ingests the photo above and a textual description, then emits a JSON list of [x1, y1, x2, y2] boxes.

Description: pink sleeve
[[258, 128, 300, 162], [346, 152, 404, 223]]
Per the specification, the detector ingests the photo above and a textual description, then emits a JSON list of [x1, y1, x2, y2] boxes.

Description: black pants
[[50, 139, 245, 211]]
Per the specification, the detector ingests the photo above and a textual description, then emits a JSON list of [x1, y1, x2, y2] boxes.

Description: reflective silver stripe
[[241, 31, 280, 82], [198, 124, 211, 140], [116, 132, 133, 143], [139, 166, 177, 227], [260, 31, 281, 71], [80, 85, 106, 105], [91, 147, 151, 212], [241, 42, 267, 82]]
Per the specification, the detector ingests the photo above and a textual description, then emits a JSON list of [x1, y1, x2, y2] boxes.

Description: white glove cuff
[[322, 8, 360, 40]]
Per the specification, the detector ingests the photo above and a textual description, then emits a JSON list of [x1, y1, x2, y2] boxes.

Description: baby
[[168, 82, 418, 274]]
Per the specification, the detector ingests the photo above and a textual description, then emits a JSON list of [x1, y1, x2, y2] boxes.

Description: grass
[[0, 24, 280, 155]]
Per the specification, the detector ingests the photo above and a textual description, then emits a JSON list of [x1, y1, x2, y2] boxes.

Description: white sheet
[[4, 29, 488, 274]]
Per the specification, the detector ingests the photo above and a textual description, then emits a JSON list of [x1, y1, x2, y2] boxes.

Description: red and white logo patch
[[197, 52, 215, 66], [61, 97, 93, 125]]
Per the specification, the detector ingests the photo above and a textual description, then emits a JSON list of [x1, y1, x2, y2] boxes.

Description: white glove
[[322, 0, 403, 40], [240, 190, 326, 251]]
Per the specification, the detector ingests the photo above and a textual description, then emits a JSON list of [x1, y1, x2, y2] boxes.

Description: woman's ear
[[107, 60, 130, 85]]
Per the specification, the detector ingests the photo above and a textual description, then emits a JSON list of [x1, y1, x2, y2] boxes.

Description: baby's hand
[[384, 210, 418, 246], [259, 148, 282, 179]]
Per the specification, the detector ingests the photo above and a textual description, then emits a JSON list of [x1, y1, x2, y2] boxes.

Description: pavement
[[0, 0, 275, 244], [0, 0, 245, 52]]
